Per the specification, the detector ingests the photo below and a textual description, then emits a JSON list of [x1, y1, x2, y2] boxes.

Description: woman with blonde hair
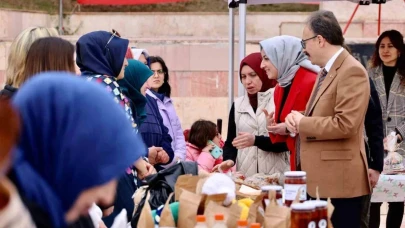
[[0, 27, 58, 98]]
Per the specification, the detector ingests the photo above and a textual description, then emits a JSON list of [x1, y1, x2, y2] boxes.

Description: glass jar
[[284, 171, 307, 207], [304, 200, 328, 228], [291, 203, 316, 228], [261, 185, 283, 209]]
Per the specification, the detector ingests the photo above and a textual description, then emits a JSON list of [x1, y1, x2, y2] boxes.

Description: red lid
[[215, 213, 224, 221], [238, 220, 248, 226], [196, 215, 206, 222], [250, 223, 261, 228]]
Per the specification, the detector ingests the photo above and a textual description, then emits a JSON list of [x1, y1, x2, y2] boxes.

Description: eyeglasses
[[104, 29, 121, 49], [152, 69, 164, 75], [301, 35, 318, 49]]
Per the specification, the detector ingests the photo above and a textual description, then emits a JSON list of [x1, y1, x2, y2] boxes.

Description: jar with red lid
[[304, 200, 328, 228], [261, 185, 283, 209], [291, 203, 316, 228], [284, 171, 307, 207]]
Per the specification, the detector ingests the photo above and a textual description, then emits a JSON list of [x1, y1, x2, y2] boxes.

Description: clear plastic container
[[194, 215, 208, 228], [237, 220, 248, 228], [212, 214, 227, 228], [261, 185, 283, 209], [284, 171, 307, 207]]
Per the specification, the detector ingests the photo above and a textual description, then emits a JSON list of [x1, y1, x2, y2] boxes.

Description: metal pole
[[238, 0, 247, 97], [378, 3, 381, 36], [59, 0, 63, 35], [343, 3, 359, 35], [228, 7, 235, 110]]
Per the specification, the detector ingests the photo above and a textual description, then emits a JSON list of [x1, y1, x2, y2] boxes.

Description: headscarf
[[240, 52, 277, 110], [259, 35, 320, 88], [11, 73, 145, 227], [130, 48, 149, 61], [118, 59, 154, 125], [76, 31, 129, 77]]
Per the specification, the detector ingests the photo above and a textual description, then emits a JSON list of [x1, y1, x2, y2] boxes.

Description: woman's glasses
[[104, 29, 121, 49], [152, 69, 165, 75]]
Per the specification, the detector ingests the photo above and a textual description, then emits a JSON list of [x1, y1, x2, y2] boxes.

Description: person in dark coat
[[139, 90, 175, 170]]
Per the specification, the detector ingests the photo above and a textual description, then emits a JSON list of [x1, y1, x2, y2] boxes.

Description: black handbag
[[131, 161, 198, 227]]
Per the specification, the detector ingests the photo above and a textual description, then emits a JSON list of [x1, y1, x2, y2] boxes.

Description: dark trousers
[[309, 195, 364, 228], [369, 202, 404, 228], [361, 194, 371, 228]]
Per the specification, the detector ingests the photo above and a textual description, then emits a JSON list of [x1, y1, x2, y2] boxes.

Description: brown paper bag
[[174, 175, 200, 201], [159, 193, 176, 227], [197, 193, 227, 215], [327, 198, 334, 228], [264, 191, 291, 228], [196, 176, 209, 195], [247, 194, 264, 225], [203, 200, 242, 228], [137, 192, 155, 228], [178, 190, 203, 228], [204, 201, 230, 227]]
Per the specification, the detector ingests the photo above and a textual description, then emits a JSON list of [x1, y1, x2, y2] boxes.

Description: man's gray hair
[[306, 10, 344, 46]]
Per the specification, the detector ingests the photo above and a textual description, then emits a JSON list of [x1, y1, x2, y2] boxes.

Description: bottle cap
[[250, 223, 261, 228], [196, 215, 206, 222], [237, 220, 248, 226], [291, 203, 315, 211], [215, 213, 224, 221], [261, 185, 283, 191], [284, 171, 306, 177], [304, 200, 328, 208]]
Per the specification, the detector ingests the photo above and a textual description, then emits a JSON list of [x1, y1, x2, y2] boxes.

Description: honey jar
[[291, 203, 316, 228], [284, 171, 307, 207], [304, 200, 328, 228], [261, 185, 283, 209]]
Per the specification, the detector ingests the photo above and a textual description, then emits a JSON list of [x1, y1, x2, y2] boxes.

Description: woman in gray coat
[[368, 29, 405, 228]]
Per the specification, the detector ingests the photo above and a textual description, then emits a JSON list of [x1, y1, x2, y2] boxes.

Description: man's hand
[[267, 123, 289, 135], [290, 111, 304, 133], [369, 169, 380, 188], [232, 132, 255, 150], [212, 160, 235, 172], [285, 113, 297, 134], [148, 146, 163, 165]]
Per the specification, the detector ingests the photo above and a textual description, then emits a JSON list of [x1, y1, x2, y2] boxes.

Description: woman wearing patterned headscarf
[[260, 35, 319, 171]]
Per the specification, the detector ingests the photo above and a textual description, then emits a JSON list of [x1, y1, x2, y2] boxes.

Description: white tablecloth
[[371, 174, 405, 202]]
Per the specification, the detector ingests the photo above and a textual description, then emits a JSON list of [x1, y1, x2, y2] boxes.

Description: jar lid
[[284, 171, 306, 177], [291, 203, 315, 210], [304, 200, 328, 208], [261, 185, 283, 191]]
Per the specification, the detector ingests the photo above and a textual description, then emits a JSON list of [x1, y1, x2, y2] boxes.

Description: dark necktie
[[295, 68, 328, 170]]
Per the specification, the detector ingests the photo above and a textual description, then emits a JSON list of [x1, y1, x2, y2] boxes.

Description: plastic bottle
[[194, 215, 208, 228], [212, 214, 228, 228], [237, 220, 248, 228], [250, 223, 261, 228]]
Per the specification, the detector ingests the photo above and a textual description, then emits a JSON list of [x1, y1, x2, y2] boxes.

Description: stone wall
[[1, 0, 405, 136]]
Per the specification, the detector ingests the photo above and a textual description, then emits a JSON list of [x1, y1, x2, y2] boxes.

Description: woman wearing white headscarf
[[260, 35, 320, 171], [130, 48, 149, 65]]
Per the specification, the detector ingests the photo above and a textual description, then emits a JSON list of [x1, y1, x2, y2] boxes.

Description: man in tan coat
[[285, 10, 370, 228]]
